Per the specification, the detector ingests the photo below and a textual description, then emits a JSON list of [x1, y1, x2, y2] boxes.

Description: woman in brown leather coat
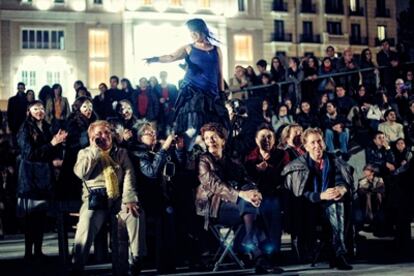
[[196, 123, 283, 273]]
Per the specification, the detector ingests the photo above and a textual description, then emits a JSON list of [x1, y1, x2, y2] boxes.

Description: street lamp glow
[[103, 0, 123, 13], [153, 0, 167, 12], [184, 2, 197, 14], [36, 0, 53, 11], [72, 0, 86, 12], [125, 0, 139, 11]]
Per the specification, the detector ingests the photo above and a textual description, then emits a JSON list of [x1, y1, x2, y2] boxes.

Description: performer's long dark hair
[[186, 18, 220, 44]]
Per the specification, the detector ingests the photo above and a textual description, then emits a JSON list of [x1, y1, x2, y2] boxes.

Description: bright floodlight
[[36, 0, 53, 10], [125, 0, 139, 11], [72, 0, 86, 12]]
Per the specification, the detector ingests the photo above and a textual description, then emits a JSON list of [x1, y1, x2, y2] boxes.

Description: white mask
[[80, 101, 93, 119]]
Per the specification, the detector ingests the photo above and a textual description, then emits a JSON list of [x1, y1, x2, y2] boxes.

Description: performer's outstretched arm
[[144, 45, 188, 64]]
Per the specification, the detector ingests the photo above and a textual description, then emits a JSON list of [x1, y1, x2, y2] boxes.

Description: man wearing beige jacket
[[72, 120, 145, 275]]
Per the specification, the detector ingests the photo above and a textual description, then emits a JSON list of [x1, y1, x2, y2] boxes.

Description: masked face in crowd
[[29, 103, 45, 121], [256, 129, 275, 152], [80, 101, 93, 119], [120, 102, 133, 121]]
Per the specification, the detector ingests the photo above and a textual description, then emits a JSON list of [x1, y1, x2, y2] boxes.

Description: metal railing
[[272, 33, 293, 42], [226, 61, 414, 104], [272, 1, 288, 12], [376, 8, 390, 18], [348, 6, 364, 16], [299, 34, 321, 43], [301, 4, 317, 13]]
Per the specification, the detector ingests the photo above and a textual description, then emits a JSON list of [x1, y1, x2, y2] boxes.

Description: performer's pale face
[[190, 31, 203, 43]]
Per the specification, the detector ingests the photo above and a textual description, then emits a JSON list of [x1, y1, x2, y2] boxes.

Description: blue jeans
[[325, 201, 347, 257], [259, 196, 282, 254], [325, 128, 349, 154]]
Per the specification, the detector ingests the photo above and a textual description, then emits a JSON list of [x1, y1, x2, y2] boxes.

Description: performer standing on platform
[[144, 18, 230, 150]]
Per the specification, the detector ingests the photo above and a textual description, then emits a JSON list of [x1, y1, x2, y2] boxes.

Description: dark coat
[[130, 88, 160, 121], [365, 143, 395, 175], [128, 143, 185, 216], [282, 152, 354, 201], [57, 112, 95, 200], [322, 113, 349, 130], [377, 49, 399, 88], [296, 112, 320, 129], [7, 92, 28, 134], [17, 118, 60, 199], [244, 147, 289, 197], [93, 94, 114, 120]]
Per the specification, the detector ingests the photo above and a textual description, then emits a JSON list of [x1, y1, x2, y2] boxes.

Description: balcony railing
[[348, 6, 364, 16], [272, 1, 288, 12], [299, 34, 321, 43], [301, 4, 316, 13], [375, 37, 395, 46], [376, 8, 390, 17], [272, 33, 292, 42], [325, 5, 344, 14], [349, 36, 368, 45]]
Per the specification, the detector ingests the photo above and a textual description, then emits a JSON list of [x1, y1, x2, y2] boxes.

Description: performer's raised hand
[[143, 56, 159, 64]]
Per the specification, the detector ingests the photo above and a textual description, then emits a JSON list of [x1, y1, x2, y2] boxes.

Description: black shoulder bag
[[83, 181, 108, 210]]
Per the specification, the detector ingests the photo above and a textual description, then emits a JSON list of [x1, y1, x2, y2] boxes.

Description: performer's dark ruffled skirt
[[174, 84, 230, 139]]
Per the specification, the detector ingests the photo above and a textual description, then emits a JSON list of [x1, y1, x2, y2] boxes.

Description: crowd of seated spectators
[[0, 39, 414, 274]]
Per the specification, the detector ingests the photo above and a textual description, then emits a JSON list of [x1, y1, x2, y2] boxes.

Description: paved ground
[[1, 230, 414, 276]]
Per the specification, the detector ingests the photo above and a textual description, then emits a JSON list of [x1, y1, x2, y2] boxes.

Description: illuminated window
[[238, 0, 246, 12], [89, 29, 109, 58], [22, 28, 64, 50], [234, 35, 253, 62], [199, 0, 210, 8], [142, 0, 152, 4], [89, 62, 109, 89], [46, 71, 60, 85], [89, 29, 109, 89], [21, 71, 37, 87], [327, 21, 342, 35], [170, 0, 182, 7], [350, 0, 358, 12], [377, 25, 386, 40]]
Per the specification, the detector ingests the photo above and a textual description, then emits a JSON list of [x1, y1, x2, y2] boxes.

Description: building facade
[[0, 0, 397, 108]]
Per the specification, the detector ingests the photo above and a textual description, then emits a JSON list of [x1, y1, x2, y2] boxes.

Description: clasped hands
[[239, 190, 262, 208], [320, 186, 347, 201]]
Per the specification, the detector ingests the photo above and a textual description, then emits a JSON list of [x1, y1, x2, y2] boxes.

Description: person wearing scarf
[[282, 128, 353, 270], [72, 120, 145, 275]]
